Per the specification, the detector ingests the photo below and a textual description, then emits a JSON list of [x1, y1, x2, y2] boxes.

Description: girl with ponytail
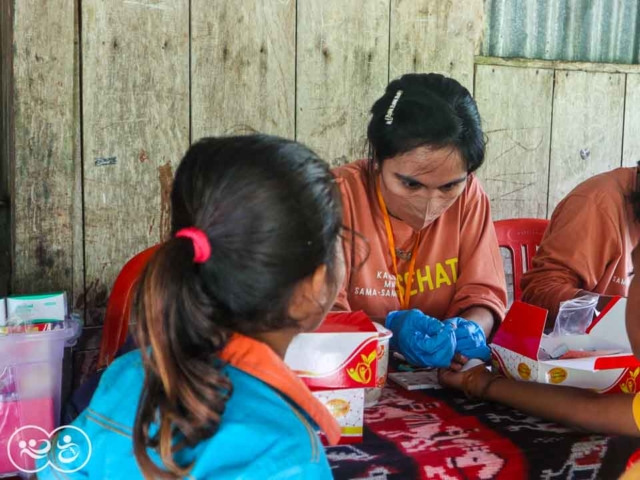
[[37, 135, 344, 479]]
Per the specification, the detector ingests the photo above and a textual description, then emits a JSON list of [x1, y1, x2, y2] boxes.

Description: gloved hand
[[385, 309, 456, 368], [443, 317, 491, 361]]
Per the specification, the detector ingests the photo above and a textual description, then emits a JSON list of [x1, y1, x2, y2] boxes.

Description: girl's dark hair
[[131, 134, 342, 478], [367, 73, 485, 176]]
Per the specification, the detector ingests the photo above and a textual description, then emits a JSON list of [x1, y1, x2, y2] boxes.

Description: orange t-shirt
[[521, 167, 640, 319], [333, 160, 507, 322]]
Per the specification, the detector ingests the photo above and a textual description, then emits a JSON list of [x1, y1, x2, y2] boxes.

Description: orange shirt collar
[[220, 333, 340, 446]]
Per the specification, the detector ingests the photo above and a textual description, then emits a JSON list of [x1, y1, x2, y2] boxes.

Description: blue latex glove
[[385, 309, 456, 368], [443, 317, 491, 361]]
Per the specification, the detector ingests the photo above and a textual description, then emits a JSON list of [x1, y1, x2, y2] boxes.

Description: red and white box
[[311, 388, 365, 444], [491, 298, 640, 393], [285, 311, 378, 444]]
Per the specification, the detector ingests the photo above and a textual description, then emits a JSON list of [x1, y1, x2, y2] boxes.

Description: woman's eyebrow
[[437, 176, 468, 189], [394, 173, 424, 186], [394, 173, 467, 189]]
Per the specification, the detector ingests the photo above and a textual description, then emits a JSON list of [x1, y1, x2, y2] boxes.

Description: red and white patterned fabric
[[328, 383, 640, 479]]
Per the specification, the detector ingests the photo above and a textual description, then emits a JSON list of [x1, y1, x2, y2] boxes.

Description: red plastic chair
[[97, 245, 160, 369], [494, 218, 549, 302]]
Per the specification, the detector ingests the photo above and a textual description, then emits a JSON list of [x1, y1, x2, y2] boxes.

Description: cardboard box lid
[[492, 301, 547, 361], [492, 298, 640, 371], [314, 311, 377, 333], [285, 311, 378, 389], [586, 296, 630, 347]]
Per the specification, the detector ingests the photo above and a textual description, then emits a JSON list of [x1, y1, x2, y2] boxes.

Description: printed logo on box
[[7, 425, 92, 473], [346, 350, 377, 385], [620, 367, 640, 393]]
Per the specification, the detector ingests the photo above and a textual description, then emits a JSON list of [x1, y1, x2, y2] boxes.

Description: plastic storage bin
[[0, 318, 79, 477]]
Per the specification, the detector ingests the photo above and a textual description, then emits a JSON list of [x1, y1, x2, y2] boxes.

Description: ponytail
[[132, 239, 232, 479], [126, 134, 344, 477]]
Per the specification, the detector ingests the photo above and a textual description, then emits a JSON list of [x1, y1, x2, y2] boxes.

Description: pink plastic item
[[0, 397, 55, 474]]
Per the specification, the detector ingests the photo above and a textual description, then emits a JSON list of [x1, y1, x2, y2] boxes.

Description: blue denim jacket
[[36, 335, 338, 479]]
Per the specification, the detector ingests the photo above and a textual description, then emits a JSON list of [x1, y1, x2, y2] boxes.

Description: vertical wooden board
[[296, 0, 389, 166], [389, 0, 484, 93], [191, 0, 295, 139], [474, 65, 554, 220], [72, 1, 84, 312], [12, 0, 76, 294], [82, 0, 189, 325], [71, 3, 85, 394], [623, 74, 640, 168], [548, 71, 625, 213], [0, 1, 12, 296], [0, 0, 9, 202]]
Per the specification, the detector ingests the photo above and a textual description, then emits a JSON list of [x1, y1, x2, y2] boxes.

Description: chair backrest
[[97, 245, 160, 369], [494, 218, 549, 302]]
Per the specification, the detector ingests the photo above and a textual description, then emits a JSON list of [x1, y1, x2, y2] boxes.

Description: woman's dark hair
[[367, 73, 486, 177], [131, 134, 342, 478]]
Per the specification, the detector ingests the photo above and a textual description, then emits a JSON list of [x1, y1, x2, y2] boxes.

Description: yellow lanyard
[[375, 177, 421, 310]]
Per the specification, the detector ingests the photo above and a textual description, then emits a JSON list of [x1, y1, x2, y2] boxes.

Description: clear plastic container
[[552, 294, 599, 337], [0, 316, 80, 477]]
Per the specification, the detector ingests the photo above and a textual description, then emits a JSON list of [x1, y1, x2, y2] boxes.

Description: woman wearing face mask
[[333, 73, 507, 370]]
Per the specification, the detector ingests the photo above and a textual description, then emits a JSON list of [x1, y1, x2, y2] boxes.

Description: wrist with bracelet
[[477, 373, 503, 399], [462, 366, 504, 400]]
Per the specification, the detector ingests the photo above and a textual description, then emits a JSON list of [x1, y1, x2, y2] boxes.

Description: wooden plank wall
[[474, 65, 554, 220], [78, 0, 190, 379], [476, 58, 640, 304], [191, 0, 296, 139], [6, 1, 640, 386], [477, 59, 640, 220], [11, 0, 77, 299], [296, 0, 389, 165], [389, 0, 484, 93], [547, 71, 625, 212], [0, 1, 12, 297]]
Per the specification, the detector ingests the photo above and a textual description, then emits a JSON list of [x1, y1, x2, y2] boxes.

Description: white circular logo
[[7, 424, 92, 474]]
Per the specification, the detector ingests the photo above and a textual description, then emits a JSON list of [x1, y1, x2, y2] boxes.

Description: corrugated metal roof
[[482, 0, 640, 64]]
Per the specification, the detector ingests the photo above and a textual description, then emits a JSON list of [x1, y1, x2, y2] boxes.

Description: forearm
[[485, 377, 638, 436], [460, 306, 495, 338]]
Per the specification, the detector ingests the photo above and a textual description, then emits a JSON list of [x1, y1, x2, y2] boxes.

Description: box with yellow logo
[[491, 298, 640, 393], [285, 311, 378, 444], [285, 311, 378, 389]]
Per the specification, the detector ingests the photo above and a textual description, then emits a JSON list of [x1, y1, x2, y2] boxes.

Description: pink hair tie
[[175, 227, 211, 264]]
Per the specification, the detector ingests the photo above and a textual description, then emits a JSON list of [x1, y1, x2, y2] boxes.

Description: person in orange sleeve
[[333, 73, 507, 369], [521, 165, 640, 324]]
